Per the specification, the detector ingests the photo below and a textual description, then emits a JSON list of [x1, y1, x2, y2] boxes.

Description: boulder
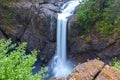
[[95, 65, 120, 80], [52, 60, 120, 80], [67, 59, 104, 80]]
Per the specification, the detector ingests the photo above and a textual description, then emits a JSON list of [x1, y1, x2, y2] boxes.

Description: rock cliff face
[[67, 0, 120, 63], [0, 0, 120, 65], [67, 5, 120, 64], [0, 0, 60, 64]]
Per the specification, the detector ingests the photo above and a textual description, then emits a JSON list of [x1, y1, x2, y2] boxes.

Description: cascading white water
[[50, 0, 82, 78]]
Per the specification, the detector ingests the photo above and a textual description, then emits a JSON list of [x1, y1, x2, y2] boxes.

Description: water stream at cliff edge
[[49, 0, 82, 78]]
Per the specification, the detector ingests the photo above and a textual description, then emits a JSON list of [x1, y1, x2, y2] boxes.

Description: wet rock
[[39, 4, 59, 13], [38, 42, 56, 63], [14, 1, 32, 9], [68, 13, 81, 39], [67, 59, 104, 80], [52, 77, 66, 80], [69, 37, 90, 54], [21, 24, 47, 50], [48, 0, 71, 6], [0, 0, 58, 63], [20, 3, 57, 50], [95, 65, 120, 80], [16, 2, 58, 63]]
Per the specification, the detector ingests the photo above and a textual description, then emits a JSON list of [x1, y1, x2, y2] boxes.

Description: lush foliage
[[96, 0, 120, 35], [77, 0, 100, 32], [0, 39, 48, 80], [112, 58, 120, 71], [77, 0, 120, 35]]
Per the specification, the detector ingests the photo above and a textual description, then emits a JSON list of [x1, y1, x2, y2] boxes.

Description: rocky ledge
[[52, 59, 120, 80]]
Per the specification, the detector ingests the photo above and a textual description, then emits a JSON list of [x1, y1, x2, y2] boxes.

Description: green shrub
[[96, 0, 120, 35], [77, 0, 100, 33], [0, 39, 48, 80], [77, 0, 120, 35], [112, 58, 120, 71]]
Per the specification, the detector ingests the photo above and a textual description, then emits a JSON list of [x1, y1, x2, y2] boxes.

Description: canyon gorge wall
[[0, 0, 120, 65]]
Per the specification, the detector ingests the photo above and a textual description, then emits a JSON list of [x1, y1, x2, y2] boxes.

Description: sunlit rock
[[67, 59, 104, 80], [95, 65, 120, 80]]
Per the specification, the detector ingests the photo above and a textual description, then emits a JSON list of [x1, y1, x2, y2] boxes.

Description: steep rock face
[[0, 0, 61, 64], [16, 1, 59, 63], [67, 7, 120, 63], [69, 37, 90, 54], [68, 15, 120, 62], [1, 0, 119, 65], [0, 0, 75, 64]]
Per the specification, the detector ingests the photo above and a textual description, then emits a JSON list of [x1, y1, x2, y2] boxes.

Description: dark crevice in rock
[[92, 64, 105, 80], [18, 23, 30, 41], [0, 26, 9, 39]]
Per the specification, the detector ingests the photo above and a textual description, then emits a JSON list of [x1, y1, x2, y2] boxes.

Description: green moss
[[84, 35, 91, 43]]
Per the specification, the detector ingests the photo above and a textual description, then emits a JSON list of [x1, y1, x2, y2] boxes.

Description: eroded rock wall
[[1, 0, 120, 66], [67, 0, 120, 63], [0, 0, 61, 64]]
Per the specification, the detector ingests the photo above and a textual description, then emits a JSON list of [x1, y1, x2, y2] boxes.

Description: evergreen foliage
[[77, 0, 120, 35]]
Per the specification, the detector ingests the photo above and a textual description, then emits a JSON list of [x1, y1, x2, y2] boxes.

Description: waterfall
[[50, 0, 82, 78]]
